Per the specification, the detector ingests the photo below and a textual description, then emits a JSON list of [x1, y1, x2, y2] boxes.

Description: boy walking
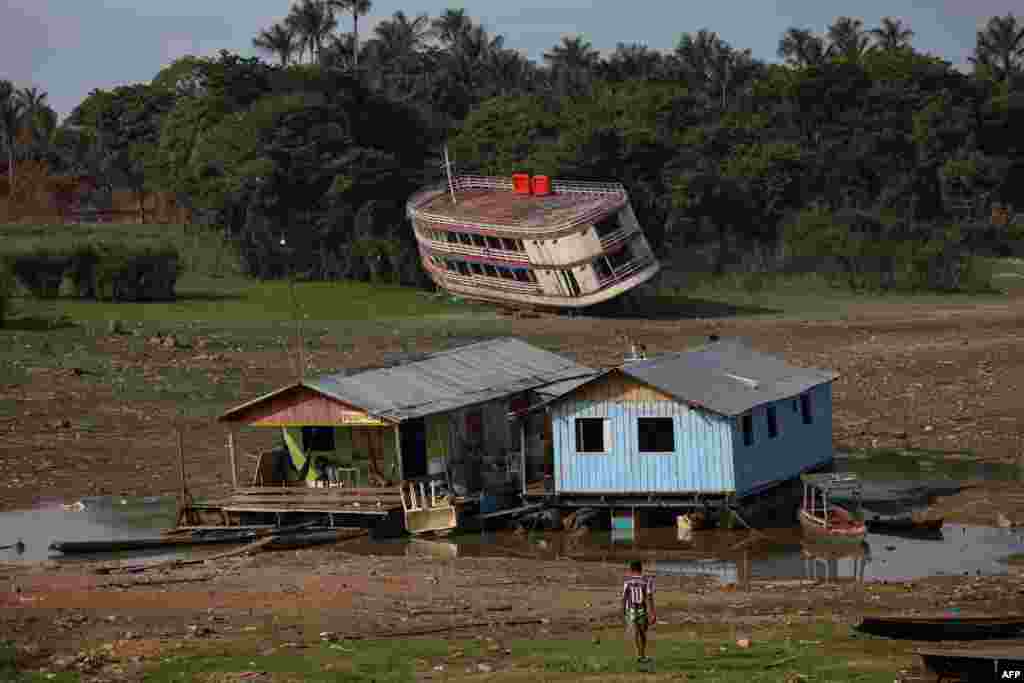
[[622, 560, 656, 664]]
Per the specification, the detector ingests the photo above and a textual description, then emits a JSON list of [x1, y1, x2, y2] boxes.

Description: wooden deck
[[185, 486, 406, 524]]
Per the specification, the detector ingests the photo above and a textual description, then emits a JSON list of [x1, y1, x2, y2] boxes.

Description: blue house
[[533, 338, 838, 508]]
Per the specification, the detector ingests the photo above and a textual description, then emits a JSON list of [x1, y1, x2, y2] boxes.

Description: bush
[[9, 247, 71, 298], [0, 238, 182, 302], [0, 260, 13, 326]]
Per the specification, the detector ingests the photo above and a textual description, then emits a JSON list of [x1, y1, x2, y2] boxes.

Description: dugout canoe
[[856, 615, 1024, 640]]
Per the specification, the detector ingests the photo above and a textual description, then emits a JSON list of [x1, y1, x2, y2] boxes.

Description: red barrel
[[532, 175, 551, 196], [512, 173, 532, 194]]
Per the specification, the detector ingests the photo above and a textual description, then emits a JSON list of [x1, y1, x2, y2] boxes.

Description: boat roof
[[409, 176, 626, 230], [801, 472, 862, 492]]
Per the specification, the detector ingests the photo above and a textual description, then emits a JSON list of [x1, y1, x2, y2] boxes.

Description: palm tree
[[372, 11, 430, 62], [543, 35, 601, 96], [328, 0, 372, 68], [431, 8, 472, 47], [777, 27, 828, 67], [286, 0, 337, 64], [253, 23, 297, 66], [826, 16, 872, 61], [0, 81, 25, 193], [970, 13, 1024, 82], [16, 88, 54, 162], [869, 17, 914, 51], [602, 43, 665, 81]]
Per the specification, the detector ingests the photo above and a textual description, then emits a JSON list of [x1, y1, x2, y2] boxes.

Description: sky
[[1, 0, 1020, 121]]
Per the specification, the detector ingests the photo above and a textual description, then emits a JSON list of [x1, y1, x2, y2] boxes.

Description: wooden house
[[194, 338, 595, 534], [523, 338, 838, 514]]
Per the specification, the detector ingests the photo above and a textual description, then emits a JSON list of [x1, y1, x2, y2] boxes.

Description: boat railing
[[598, 226, 635, 250], [416, 235, 531, 263], [597, 256, 658, 287], [425, 260, 542, 294]]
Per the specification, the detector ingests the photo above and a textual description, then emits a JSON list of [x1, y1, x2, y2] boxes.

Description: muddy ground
[[3, 544, 1024, 679], [4, 291, 1024, 678], [3, 295, 1024, 523]]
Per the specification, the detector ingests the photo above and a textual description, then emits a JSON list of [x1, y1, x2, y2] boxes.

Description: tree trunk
[[353, 16, 359, 69], [6, 144, 13, 197]]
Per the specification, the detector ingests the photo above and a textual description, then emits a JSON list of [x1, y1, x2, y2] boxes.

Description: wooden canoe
[[262, 529, 364, 550], [866, 516, 944, 535], [857, 615, 1024, 640], [50, 532, 260, 554], [799, 505, 866, 543]]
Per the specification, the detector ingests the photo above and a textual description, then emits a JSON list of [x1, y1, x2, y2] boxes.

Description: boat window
[[448, 232, 461, 243], [593, 213, 619, 238], [593, 256, 613, 281], [456, 261, 471, 276], [638, 418, 674, 453], [445, 260, 457, 272], [459, 233, 473, 245], [575, 418, 606, 453], [486, 236, 502, 250], [513, 269, 531, 282], [470, 262, 484, 276], [471, 234, 487, 247], [483, 264, 499, 278], [792, 399, 799, 413], [499, 268, 515, 280], [607, 244, 633, 270], [560, 270, 581, 297], [767, 405, 779, 439], [800, 393, 813, 424], [501, 238, 519, 251], [741, 414, 754, 446]]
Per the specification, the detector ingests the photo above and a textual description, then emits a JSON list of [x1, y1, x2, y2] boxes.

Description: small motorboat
[[856, 615, 1024, 640], [799, 473, 866, 543]]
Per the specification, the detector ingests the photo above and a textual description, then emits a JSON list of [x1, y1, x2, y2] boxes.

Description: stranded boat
[[406, 172, 661, 309], [799, 473, 867, 543]]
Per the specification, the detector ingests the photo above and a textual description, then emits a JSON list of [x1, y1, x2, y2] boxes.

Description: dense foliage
[[3, 6, 1024, 291]]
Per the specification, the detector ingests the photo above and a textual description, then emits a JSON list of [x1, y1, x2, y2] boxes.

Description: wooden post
[[520, 419, 527, 496], [177, 427, 187, 502], [228, 429, 239, 490], [394, 423, 404, 482]]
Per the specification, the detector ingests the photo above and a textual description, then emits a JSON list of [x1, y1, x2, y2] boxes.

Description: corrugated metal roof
[[618, 338, 838, 417], [303, 337, 597, 420]]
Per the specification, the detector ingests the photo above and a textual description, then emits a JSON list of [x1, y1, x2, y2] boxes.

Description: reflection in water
[[0, 496, 179, 563], [353, 523, 1024, 584]]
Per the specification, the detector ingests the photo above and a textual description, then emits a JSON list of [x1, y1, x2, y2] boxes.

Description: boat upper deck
[[409, 176, 627, 231]]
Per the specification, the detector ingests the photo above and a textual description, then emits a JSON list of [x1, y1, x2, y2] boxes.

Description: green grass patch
[[837, 446, 1022, 482], [1000, 552, 1024, 565], [129, 622, 906, 683]]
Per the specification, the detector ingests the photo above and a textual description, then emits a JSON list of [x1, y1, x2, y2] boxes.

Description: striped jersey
[[623, 575, 651, 610]]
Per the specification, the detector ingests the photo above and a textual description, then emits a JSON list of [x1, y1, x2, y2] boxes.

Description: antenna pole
[[444, 145, 457, 205]]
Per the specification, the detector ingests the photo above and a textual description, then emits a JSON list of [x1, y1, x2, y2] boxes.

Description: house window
[[638, 417, 674, 452], [302, 426, 335, 452], [800, 393, 813, 424], [575, 418, 606, 453], [767, 405, 779, 439], [741, 414, 753, 446]]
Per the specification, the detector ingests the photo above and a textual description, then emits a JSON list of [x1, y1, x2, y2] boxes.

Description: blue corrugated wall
[[731, 383, 834, 497], [552, 399, 735, 493]]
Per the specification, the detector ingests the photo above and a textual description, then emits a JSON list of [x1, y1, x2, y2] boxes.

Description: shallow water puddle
[[0, 495, 178, 563], [337, 524, 1024, 584]]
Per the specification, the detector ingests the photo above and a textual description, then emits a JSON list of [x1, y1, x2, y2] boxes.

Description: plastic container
[[512, 173, 532, 194], [531, 175, 551, 196]]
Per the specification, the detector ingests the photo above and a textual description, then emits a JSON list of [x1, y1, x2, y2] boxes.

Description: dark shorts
[[626, 607, 648, 629]]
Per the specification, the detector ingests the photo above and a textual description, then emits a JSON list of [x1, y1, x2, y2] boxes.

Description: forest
[[2, 3, 1024, 294]]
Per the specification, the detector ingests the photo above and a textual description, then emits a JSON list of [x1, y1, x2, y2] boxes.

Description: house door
[[400, 418, 428, 479]]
